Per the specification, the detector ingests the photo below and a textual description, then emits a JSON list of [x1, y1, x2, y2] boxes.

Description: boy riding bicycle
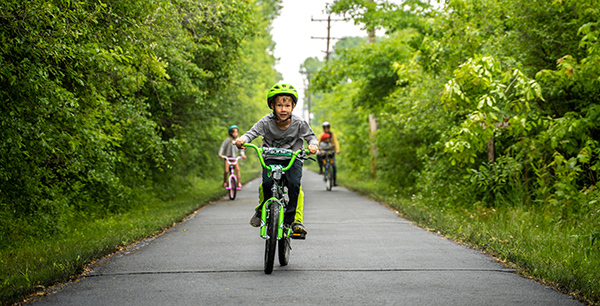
[[236, 83, 318, 234], [218, 125, 246, 189]]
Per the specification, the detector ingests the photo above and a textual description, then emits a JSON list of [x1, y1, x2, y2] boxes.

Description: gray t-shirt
[[241, 113, 318, 160], [218, 138, 245, 157], [319, 141, 333, 151]]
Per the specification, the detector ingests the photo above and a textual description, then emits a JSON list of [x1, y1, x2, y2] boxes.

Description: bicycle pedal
[[290, 232, 306, 240]]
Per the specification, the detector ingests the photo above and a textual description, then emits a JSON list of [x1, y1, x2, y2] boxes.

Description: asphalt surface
[[31, 170, 582, 305]]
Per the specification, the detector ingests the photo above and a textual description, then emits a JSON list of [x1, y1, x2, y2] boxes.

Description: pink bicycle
[[221, 156, 242, 200]]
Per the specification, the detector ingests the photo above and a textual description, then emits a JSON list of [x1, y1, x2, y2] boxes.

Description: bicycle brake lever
[[298, 151, 316, 162]]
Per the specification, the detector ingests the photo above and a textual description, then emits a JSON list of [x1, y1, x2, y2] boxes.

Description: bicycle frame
[[322, 151, 335, 166], [243, 143, 308, 240], [221, 156, 242, 191]]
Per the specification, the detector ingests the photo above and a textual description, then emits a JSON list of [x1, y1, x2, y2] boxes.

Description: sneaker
[[249, 210, 261, 227], [292, 222, 307, 234]]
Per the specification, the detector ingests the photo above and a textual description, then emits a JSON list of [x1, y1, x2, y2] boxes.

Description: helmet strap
[[273, 111, 291, 124]]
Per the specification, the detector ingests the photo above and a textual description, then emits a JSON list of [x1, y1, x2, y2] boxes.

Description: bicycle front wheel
[[264, 203, 279, 274], [326, 165, 332, 191], [229, 176, 237, 200]]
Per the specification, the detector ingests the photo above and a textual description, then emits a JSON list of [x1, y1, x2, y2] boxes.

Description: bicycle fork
[[260, 198, 285, 240], [260, 165, 290, 240]]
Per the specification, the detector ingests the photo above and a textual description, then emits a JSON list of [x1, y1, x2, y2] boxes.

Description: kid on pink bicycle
[[236, 83, 318, 234], [218, 125, 246, 189]]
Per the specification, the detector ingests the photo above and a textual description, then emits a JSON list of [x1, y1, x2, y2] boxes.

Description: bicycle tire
[[326, 164, 332, 191], [264, 202, 278, 274], [229, 176, 237, 200], [328, 165, 333, 191], [278, 231, 290, 266]]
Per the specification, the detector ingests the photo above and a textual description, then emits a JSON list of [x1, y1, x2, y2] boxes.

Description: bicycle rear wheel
[[278, 229, 290, 266], [228, 175, 237, 200], [264, 203, 278, 274]]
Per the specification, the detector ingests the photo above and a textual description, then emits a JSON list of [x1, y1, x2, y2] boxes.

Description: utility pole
[[305, 14, 343, 124], [311, 15, 344, 61]]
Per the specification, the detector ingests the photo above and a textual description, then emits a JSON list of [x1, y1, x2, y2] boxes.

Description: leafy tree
[[314, 30, 417, 110], [306, 0, 600, 301], [328, 0, 435, 35], [0, 0, 282, 248]]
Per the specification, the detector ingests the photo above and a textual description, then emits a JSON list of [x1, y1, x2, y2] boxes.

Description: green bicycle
[[243, 143, 312, 274]]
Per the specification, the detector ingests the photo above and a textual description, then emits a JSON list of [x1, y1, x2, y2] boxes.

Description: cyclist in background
[[318, 133, 337, 186], [236, 83, 318, 235], [218, 125, 246, 189], [317, 122, 340, 178]]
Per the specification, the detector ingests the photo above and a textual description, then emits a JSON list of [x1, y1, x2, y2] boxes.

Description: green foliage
[[314, 30, 418, 110], [0, 0, 281, 303], [312, 83, 373, 178], [441, 55, 542, 166], [300, 57, 325, 76], [329, 0, 435, 34], [308, 0, 600, 302], [377, 58, 446, 191]]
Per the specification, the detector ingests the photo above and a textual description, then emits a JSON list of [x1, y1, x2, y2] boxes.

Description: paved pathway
[[31, 170, 581, 305]]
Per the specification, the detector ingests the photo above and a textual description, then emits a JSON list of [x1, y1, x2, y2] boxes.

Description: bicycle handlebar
[[220, 156, 242, 165], [243, 143, 310, 172]]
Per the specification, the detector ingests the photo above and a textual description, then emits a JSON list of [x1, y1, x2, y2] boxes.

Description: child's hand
[[235, 138, 246, 149], [308, 145, 318, 155]]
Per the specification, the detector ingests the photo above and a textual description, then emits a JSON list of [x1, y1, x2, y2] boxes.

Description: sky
[[270, 0, 376, 120]]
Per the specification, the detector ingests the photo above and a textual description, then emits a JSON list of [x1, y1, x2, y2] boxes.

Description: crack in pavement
[[87, 267, 517, 277]]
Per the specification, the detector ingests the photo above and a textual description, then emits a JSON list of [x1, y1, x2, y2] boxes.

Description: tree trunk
[[369, 113, 378, 178]]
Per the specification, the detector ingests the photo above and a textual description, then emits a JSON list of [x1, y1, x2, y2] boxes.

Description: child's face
[[272, 96, 295, 122], [323, 137, 331, 143], [230, 128, 239, 138]]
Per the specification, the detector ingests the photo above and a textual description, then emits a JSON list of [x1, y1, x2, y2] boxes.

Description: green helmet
[[267, 83, 298, 107]]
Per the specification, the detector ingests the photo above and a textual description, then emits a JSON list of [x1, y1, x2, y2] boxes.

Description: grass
[[1, 165, 261, 306], [336, 168, 600, 306]]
